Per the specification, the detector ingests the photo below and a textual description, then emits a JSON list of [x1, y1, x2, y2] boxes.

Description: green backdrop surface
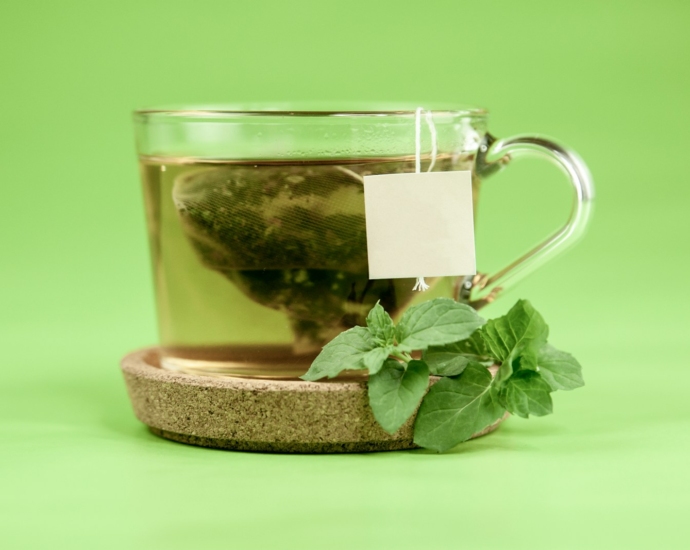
[[1, 1, 689, 548]]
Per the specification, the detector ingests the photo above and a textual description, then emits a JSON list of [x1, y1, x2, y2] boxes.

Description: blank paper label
[[363, 171, 476, 280]]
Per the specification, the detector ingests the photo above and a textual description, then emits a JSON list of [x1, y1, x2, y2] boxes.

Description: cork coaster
[[121, 348, 506, 453]]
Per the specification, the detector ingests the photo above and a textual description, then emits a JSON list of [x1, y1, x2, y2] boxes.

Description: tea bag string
[[412, 107, 438, 292]]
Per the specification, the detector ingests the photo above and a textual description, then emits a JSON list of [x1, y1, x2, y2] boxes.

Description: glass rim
[[133, 104, 489, 119]]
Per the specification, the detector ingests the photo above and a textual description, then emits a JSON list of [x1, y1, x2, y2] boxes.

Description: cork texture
[[121, 348, 506, 453]]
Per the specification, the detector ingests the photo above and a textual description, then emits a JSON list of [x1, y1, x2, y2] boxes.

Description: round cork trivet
[[121, 348, 506, 453]]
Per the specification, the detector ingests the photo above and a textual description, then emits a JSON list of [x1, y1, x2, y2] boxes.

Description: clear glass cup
[[133, 105, 594, 379]]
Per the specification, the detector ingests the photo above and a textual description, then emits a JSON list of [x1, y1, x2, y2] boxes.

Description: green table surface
[[2, 1, 689, 548]]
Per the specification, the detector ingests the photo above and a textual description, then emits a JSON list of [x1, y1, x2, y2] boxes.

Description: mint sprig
[[300, 298, 584, 452], [300, 326, 377, 381], [481, 300, 549, 383], [368, 359, 430, 433], [395, 298, 486, 349], [536, 344, 585, 391], [413, 362, 503, 452], [500, 369, 553, 418]]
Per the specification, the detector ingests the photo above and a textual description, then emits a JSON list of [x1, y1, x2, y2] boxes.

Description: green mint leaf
[[496, 361, 513, 386], [423, 328, 494, 377], [363, 346, 392, 375], [481, 299, 549, 361], [413, 362, 499, 452], [458, 329, 492, 360], [368, 359, 430, 434], [502, 370, 553, 418], [366, 302, 396, 345], [396, 298, 485, 350], [537, 344, 584, 391], [513, 353, 538, 371], [495, 352, 538, 387], [482, 300, 549, 385], [395, 343, 414, 354], [476, 385, 507, 431], [300, 326, 376, 381], [495, 359, 515, 386], [422, 342, 473, 376]]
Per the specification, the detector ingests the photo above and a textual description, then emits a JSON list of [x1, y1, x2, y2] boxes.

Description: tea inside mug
[[172, 159, 450, 348], [140, 154, 479, 377]]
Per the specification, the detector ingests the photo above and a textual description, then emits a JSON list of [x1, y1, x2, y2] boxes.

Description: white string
[[414, 107, 422, 173], [425, 109, 438, 173], [412, 107, 438, 292]]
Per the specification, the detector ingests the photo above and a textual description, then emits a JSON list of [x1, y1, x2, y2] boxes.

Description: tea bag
[[362, 109, 476, 287], [172, 164, 369, 272], [172, 162, 420, 351]]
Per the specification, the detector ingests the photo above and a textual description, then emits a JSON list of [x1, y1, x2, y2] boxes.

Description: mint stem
[[391, 349, 412, 364]]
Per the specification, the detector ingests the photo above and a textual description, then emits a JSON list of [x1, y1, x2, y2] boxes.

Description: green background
[[2, 0, 689, 548]]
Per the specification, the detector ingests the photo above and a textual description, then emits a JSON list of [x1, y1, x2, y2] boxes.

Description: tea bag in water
[[172, 162, 418, 351]]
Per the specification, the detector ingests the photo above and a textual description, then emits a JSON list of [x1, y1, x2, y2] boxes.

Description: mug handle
[[459, 133, 595, 309]]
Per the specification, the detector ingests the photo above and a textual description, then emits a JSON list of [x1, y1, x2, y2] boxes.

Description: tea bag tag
[[363, 170, 477, 280]]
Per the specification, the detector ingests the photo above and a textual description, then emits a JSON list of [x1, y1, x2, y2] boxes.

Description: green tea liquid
[[140, 155, 479, 378]]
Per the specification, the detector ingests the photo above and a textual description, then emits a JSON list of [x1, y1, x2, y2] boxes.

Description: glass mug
[[134, 105, 594, 379]]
